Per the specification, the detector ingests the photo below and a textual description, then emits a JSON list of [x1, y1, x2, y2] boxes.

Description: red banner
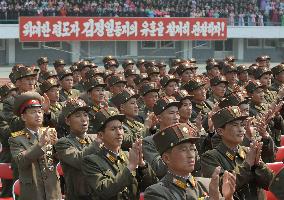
[[19, 17, 227, 42]]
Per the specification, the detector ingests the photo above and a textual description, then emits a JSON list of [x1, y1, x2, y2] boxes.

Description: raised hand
[[39, 127, 50, 147], [254, 141, 263, 166], [49, 128, 58, 145], [222, 171, 236, 200], [42, 93, 50, 114], [128, 141, 140, 171], [245, 140, 258, 167], [209, 166, 221, 200]]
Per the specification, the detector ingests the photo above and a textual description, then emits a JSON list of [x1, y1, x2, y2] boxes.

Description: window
[[247, 39, 261, 48], [141, 41, 157, 49], [0, 40, 5, 50], [194, 41, 211, 49], [43, 42, 62, 49], [264, 39, 276, 48], [160, 41, 175, 49], [214, 39, 232, 51], [22, 42, 40, 49]]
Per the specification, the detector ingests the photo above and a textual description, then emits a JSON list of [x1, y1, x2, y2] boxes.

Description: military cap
[[108, 74, 127, 87], [146, 66, 160, 76], [271, 64, 284, 76], [219, 93, 250, 108], [133, 73, 149, 85], [102, 55, 116, 64], [110, 88, 139, 108], [223, 63, 237, 74], [53, 59, 66, 67], [12, 64, 25, 72], [136, 59, 146, 68], [210, 76, 228, 86], [70, 64, 80, 72], [269, 167, 284, 200], [9, 72, 16, 84], [90, 62, 98, 68], [237, 65, 249, 74], [176, 63, 196, 76], [122, 59, 135, 69], [156, 61, 167, 69], [139, 82, 160, 96], [13, 67, 37, 81], [224, 55, 236, 62], [206, 58, 216, 65], [168, 66, 178, 75], [245, 80, 265, 94], [124, 69, 138, 78], [94, 107, 126, 132], [248, 64, 259, 76], [0, 82, 16, 99], [188, 58, 197, 63], [153, 123, 199, 155], [144, 61, 157, 70], [160, 75, 179, 88], [182, 77, 205, 92], [78, 61, 92, 71], [85, 69, 97, 80], [173, 89, 193, 101], [84, 77, 107, 91], [212, 106, 248, 129], [153, 96, 181, 115], [256, 55, 267, 62], [92, 68, 105, 78], [57, 69, 73, 80], [105, 59, 119, 69], [253, 67, 272, 79], [206, 61, 220, 71], [13, 91, 43, 116], [42, 70, 57, 80], [170, 58, 183, 67], [62, 98, 90, 118], [264, 55, 271, 60], [37, 57, 49, 65], [39, 79, 59, 94], [103, 70, 114, 81]]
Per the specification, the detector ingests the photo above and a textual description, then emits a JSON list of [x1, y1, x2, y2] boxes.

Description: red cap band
[[19, 99, 41, 114]]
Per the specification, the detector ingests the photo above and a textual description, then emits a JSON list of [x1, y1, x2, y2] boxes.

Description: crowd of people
[[0, 0, 284, 25], [0, 53, 284, 199]]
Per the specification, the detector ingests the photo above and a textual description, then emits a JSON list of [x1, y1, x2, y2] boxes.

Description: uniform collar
[[101, 145, 126, 163], [217, 142, 245, 161], [70, 132, 89, 144], [166, 171, 196, 190]]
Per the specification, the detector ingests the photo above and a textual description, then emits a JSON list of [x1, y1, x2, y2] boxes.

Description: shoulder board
[[11, 130, 26, 138]]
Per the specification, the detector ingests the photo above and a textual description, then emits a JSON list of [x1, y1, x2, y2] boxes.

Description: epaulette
[[11, 130, 26, 138]]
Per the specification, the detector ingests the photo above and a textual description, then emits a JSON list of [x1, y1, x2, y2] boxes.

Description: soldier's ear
[[157, 115, 162, 123], [21, 113, 26, 122], [97, 131, 103, 139], [119, 104, 124, 112], [65, 117, 70, 126], [216, 128, 224, 136], [162, 153, 170, 165]]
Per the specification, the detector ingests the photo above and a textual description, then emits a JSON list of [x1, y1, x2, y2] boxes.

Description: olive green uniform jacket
[[8, 128, 62, 200], [144, 172, 211, 200], [82, 147, 158, 200], [55, 133, 100, 200], [201, 142, 273, 200]]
